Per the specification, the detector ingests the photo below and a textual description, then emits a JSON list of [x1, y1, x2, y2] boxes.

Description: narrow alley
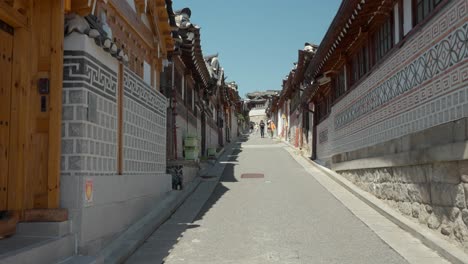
[[126, 134, 449, 264]]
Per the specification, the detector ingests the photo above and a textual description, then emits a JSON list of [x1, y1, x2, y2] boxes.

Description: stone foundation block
[[407, 183, 431, 203], [392, 165, 428, 183], [432, 162, 461, 184], [431, 183, 465, 208]]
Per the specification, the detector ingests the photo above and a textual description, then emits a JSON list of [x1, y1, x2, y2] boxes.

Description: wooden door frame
[[1, 0, 64, 211], [0, 22, 14, 211]]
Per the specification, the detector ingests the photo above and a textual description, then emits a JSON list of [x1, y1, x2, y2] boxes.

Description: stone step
[[0, 234, 74, 264], [16, 221, 71, 237], [56, 256, 100, 264]]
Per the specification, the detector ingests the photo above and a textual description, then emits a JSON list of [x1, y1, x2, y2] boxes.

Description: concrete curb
[[95, 177, 203, 264], [95, 137, 242, 264], [298, 153, 468, 264]]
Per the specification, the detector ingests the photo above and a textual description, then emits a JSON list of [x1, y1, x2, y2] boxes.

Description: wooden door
[[0, 22, 13, 210]]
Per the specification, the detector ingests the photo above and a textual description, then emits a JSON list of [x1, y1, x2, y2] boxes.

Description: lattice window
[[373, 17, 393, 63], [333, 67, 346, 100], [414, 0, 443, 25], [350, 45, 369, 85]]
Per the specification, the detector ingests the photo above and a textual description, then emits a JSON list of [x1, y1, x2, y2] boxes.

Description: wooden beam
[[0, 1, 28, 28], [47, 0, 64, 209], [21, 208, 68, 222]]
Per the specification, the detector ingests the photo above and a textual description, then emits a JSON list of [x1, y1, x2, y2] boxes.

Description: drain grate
[[241, 173, 264, 179], [201, 175, 217, 179]]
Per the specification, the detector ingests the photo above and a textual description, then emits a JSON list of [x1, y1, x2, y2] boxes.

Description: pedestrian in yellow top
[[269, 120, 276, 138]]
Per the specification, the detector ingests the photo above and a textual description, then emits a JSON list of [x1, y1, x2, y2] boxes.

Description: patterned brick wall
[[123, 68, 167, 174], [62, 50, 168, 175], [62, 50, 118, 175], [318, 0, 468, 160]]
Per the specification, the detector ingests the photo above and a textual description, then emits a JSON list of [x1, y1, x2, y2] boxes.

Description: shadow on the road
[[129, 136, 247, 264]]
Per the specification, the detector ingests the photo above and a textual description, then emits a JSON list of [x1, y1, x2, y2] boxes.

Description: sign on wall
[[84, 178, 94, 206]]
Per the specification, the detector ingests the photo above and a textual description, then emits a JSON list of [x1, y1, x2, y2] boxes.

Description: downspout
[[172, 61, 177, 159]]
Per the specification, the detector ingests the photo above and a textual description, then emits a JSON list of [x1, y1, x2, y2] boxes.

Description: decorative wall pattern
[[62, 50, 118, 175], [317, 0, 468, 160], [335, 24, 468, 130], [319, 129, 329, 143], [123, 68, 167, 174]]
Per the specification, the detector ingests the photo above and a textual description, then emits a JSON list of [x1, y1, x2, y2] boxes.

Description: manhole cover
[[241, 173, 264, 179], [201, 175, 216, 179]]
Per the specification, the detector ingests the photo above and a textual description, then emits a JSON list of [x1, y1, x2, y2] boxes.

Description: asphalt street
[[127, 134, 414, 264]]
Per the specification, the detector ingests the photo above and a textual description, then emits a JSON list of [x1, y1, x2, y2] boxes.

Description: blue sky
[[172, 0, 342, 98]]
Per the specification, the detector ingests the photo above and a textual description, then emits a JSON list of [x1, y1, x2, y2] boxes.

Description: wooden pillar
[[47, 0, 65, 209]]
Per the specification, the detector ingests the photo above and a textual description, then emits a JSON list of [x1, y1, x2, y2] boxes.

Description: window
[[317, 93, 331, 122], [372, 16, 393, 64], [414, 0, 443, 25], [333, 67, 346, 100], [350, 46, 369, 85]]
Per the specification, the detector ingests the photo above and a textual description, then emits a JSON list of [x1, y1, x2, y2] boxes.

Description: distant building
[[246, 91, 280, 124]]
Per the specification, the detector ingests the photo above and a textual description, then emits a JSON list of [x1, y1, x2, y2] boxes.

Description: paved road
[[127, 134, 414, 264]]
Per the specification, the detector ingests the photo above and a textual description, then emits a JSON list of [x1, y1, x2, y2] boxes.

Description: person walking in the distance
[[269, 120, 276, 138], [259, 120, 265, 138]]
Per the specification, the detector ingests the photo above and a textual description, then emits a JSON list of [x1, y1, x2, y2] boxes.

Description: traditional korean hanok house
[[277, 43, 317, 149], [246, 91, 280, 126], [0, 0, 67, 248], [205, 54, 227, 151], [59, 0, 175, 256], [305, 0, 468, 249], [163, 7, 212, 188], [224, 81, 242, 141]]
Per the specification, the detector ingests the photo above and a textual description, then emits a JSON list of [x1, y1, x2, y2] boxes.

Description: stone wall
[[61, 33, 171, 254], [334, 118, 468, 251], [340, 162, 468, 249]]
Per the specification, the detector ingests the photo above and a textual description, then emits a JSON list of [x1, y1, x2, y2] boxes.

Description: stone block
[[398, 202, 412, 216], [76, 105, 88, 121], [449, 207, 461, 222], [63, 106, 74, 120], [380, 183, 395, 200], [88, 92, 98, 123], [453, 118, 466, 142], [428, 214, 442, 229], [459, 160, 468, 183], [69, 90, 87, 104], [441, 225, 452, 236], [76, 139, 89, 154], [431, 183, 465, 208], [393, 166, 428, 183], [418, 205, 430, 224], [61, 156, 66, 171], [375, 168, 392, 183], [62, 139, 74, 154], [424, 121, 454, 147], [454, 218, 468, 242], [462, 209, 468, 226], [432, 162, 460, 184], [407, 183, 431, 203], [412, 202, 421, 218], [69, 123, 87, 137], [62, 123, 66, 138], [394, 183, 411, 202], [69, 156, 86, 171]]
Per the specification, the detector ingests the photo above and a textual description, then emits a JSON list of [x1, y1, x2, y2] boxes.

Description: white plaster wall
[[317, 0, 467, 161]]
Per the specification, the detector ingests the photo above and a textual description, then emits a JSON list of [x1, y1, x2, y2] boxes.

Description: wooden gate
[[0, 21, 13, 211]]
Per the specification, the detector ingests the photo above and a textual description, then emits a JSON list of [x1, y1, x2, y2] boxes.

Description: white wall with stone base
[[61, 33, 171, 254]]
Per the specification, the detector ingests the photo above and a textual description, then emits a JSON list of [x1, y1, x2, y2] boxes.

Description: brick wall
[[61, 33, 170, 254]]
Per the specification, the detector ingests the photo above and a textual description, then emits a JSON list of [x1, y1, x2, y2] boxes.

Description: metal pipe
[[172, 61, 177, 160]]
